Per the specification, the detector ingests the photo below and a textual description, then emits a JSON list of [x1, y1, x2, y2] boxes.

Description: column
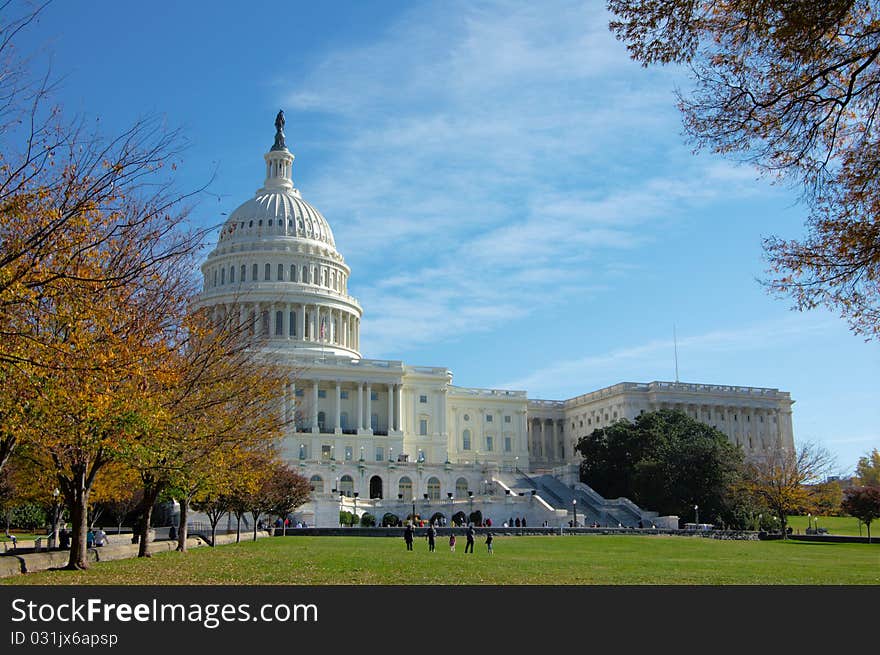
[[289, 381, 296, 429], [299, 304, 306, 341], [357, 382, 364, 431], [283, 303, 290, 339], [395, 384, 403, 433], [439, 387, 447, 437], [387, 384, 394, 433], [312, 381, 319, 434], [366, 383, 373, 433], [335, 382, 342, 433]]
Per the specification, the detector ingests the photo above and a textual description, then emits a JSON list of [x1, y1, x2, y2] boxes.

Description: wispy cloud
[[280, 1, 775, 357], [502, 314, 839, 398]]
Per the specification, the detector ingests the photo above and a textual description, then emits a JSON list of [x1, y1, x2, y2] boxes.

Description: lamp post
[[299, 443, 305, 460], [353, 492, 359, 526], [807, 512, 812, 533], [694, 504, 699, 528], [468, 490, 474, 523], [514, 455, 519, 473], [389, 447, 393, 462], [572, 498, 577, 528]]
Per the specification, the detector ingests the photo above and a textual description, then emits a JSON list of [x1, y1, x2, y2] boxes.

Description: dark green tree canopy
[[576, 409, 744, 523]]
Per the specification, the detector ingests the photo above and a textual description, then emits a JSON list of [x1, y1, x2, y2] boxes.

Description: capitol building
[[196, 115, 796, 529]]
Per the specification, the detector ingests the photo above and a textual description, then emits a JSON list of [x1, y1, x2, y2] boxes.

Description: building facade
[[196, 116, 795, 528]]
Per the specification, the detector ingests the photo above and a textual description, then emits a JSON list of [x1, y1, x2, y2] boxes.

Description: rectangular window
[[318, 390, 326, 399], [341, 391, 349, 400], [321, 445, 331, 461], [289, 312, 296, 336], [463, 433, 471, 450], [371, 392, 378, 401], [375, 447, 384, 462], [504, 416, 511, 423], [504, 436, 511, 452], [278, 263, 284, 280], [486, 415, 493, 422], [486, 436, 493, 451], [419, 419, 428, 436], [419, 395, 428, 403]]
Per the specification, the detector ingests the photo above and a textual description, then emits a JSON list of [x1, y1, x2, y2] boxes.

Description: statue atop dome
[[271, 110, 286, 150]]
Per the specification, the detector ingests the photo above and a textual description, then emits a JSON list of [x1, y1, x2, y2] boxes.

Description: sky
[[13, 0, 879, 474]]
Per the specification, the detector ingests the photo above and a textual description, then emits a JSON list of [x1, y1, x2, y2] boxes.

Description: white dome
[[221, 190, 336, 248]]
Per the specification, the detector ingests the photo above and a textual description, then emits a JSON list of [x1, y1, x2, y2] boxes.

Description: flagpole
[[673, 323, 679, 383]]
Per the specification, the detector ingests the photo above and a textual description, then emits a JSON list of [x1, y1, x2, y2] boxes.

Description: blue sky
[[17, 0, 878, 474]]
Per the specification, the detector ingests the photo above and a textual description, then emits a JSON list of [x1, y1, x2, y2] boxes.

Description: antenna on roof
[[673, 323, 680, 383]]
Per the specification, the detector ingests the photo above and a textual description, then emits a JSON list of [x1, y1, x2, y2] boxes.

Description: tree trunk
[[211, 522, 217, 547], [236, 514, 241, 543], [137, 502, 154, 558], [136, 482, 162, 558], [176, 496, 189, 552], [251, 511, 260, 541], [65, 472, 90, 570]]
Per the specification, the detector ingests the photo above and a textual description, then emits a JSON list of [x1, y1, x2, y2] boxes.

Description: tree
[[607, 1, 880, 339], [855, 448, 880, 486], [808, 479, 844, 516], [841, 485, 880, 542], [191, 494, 230, 548], [742, 441, 836, 537], [576, 409, 745, 525], [265, 464, 311, 536]]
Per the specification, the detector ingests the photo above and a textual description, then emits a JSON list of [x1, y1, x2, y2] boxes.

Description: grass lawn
[[3, 534, 878, 585], [786, 515, 872, 537]]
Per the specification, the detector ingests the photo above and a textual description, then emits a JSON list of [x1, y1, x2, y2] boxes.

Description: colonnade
[[211, 302, 359, 351], [283, 380, 403, 434]]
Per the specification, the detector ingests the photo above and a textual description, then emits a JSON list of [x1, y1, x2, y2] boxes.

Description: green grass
[[3, 534, 878, 585], [786, 515, 871, 537]]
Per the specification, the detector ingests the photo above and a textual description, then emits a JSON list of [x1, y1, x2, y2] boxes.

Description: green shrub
[[360, 513, 376, 527]]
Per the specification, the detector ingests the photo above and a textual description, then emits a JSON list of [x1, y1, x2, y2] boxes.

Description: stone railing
[[564, 380, 787, 407], [449, 386, 527, 398]]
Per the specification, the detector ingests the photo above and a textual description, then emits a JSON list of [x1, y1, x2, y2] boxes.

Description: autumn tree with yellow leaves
[[607, 0, 880, 338]]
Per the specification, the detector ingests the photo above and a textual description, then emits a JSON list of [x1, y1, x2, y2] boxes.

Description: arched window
[[229, 266, 235, 283], [322, 269, 327, 286], [289, 311, 296, 336], [456, 478, 469, 498], [309, 476, 323, 493], [220, 268, 225, 285], [213, 270, 217, 287], [290, 265, 297, 282], [398, 477, 413, 500], [252, 263, 258, 281], [241, 264, 246, 282], [275, 311, 283, 336], [369, 476, 383, 499], [462, 429, 471, 451], [277, 263, 284, 281], [339, 475, 354, 497], [260, 310, 269, 336], [302, 266, 309, 284], [427, 477, 441, 500], [264, 263, 271, 281]]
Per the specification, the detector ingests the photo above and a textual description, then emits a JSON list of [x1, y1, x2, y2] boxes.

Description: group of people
[[403, 523, 493, 554]]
